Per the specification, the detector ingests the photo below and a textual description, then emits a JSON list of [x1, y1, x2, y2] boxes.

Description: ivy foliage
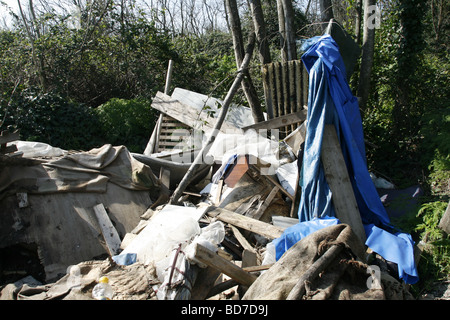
[[94, 98, 157, 153], [1, 88, 102, 150]]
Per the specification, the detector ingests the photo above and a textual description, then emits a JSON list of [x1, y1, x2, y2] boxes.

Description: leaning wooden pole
[[169, 37, 255, 205]]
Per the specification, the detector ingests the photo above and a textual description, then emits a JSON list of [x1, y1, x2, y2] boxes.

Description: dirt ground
[[419, 280, 450, 300]]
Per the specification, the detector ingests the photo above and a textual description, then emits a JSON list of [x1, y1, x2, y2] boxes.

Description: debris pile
[[0, 34, 423, 301]]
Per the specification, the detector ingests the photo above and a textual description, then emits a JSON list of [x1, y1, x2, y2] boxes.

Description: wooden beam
[[93, 203, 121, 256], [193, 243, 257, 287], [242, 109, 307, 131], [230, 225, 255, 252], [207, 206, 284, 240], [251, 186, 279, 220], [321, 125, 366, 245]]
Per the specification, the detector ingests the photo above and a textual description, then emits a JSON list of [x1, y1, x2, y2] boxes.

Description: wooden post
[[321, 125, 366, 245]]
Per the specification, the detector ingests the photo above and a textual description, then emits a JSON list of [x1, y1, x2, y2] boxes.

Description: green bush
[[1, 89, 102, 150], [94, 98, 157, 153]]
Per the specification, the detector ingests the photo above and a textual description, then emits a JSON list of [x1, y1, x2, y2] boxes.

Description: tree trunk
[[249, 0, 274, 119], [225, 0, 265, 123], [276, 0, 287, 63], [354, 0, 363, 45], [249, 0, 271, 65], [280, 0, 297, 61], [357, 0, 376, 111], [18, 0, 47, 90], [320, 0, 334, 29]]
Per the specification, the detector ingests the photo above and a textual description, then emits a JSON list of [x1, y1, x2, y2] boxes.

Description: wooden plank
[[302, 65, 309, 107], [438, 201, 450, 234], [242, 109, 307, 131], [207, 206, 284, 240], [321, 125, 366, 245], [243, 264, 273, 273], [215, 179, 224, 205], [261, 64, 274, 119], [283, 121, 307, 156], [242, 249, 258, 269], [251, 186, 279, 220], [295, 61, 302, 112], [289, 172, 301, 218], [274, 62, 282, 118], [158, 140, 183, 147], [0, 130, 20, 145], [93, 203, 122, 256], [193, 243, 257, 287], [230, 225, 255, 252], [151, 92, 238, 132]]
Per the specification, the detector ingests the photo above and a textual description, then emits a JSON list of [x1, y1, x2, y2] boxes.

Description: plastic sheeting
[[272, 216, 340, 260], [281, 34, 419, 284]]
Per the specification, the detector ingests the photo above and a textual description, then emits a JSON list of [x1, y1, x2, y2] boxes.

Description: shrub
[[1, 89, 102, 150], [94, 98, 157, 153]]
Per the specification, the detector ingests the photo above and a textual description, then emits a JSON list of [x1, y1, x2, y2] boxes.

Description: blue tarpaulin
[[273, 34, 418, 284]]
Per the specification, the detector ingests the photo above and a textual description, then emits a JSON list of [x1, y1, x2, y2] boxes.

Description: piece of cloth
[[244, 224, 413, 300], [0, 144, 160, 199], [294, 34, 418, 284]]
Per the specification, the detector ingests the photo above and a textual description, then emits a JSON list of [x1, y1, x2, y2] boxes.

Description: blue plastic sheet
[[112, 252, 137, 266], [273, 34, 418, 284], [272, 216, 340, 260]]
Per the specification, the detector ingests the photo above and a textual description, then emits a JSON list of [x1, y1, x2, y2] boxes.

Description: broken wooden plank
[[152, 92, 238, 132], [0, 130, 20, 145], [215, 179, 224, 205], [242, 109, 307, 132], [193, 243, 257, 287], [283, 121, 307, 156], [289, 172, 300, 218], [251, 186, 279, 220], [242, 249, 258, 269], [207, 206, 284, 240], [321, 125, 366, 245], [229, 224, 259, 268], [243, 264, 273, 273], [93, 203, 122, 256]]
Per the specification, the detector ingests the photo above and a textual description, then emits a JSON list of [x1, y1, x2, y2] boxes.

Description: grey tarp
[[0, 144, 160, 197], [0, 144, 160, 282]]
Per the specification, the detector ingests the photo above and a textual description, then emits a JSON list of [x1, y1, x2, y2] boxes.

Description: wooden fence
[[262, 60, 309, 138]]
